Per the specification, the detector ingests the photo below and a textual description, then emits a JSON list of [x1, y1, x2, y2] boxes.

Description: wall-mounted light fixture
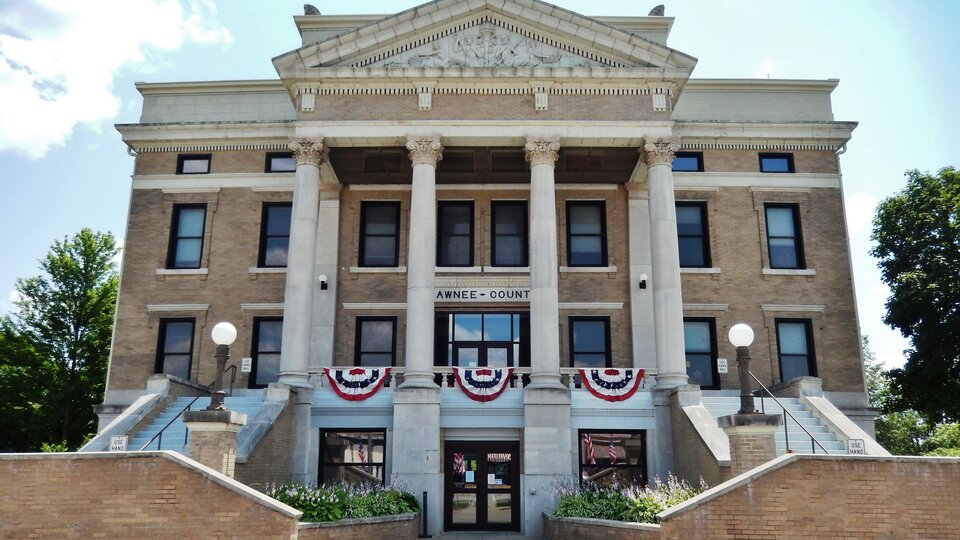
[[318, 274, 329, 290], [639, 273, 648, 290]]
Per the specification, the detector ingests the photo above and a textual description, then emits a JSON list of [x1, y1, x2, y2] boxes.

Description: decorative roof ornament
[[648, 4, 665, 16], [304, 4, 320, 15]]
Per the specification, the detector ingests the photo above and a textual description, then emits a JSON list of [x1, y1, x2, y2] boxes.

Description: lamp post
[[728, 323, 756, 414], [208, 321, 238, 411]]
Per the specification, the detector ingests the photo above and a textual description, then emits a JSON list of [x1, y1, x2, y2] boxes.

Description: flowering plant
[[267, 481, 419, 522], [552, 474, 706, 524]]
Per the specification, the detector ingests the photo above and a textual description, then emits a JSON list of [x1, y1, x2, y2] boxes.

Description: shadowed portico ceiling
[[272, 0, 697, 80]]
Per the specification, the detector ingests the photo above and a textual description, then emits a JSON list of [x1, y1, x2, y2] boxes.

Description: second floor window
[[155, 319, 195, 380], [265, 152, 296, 172], [359, 202, 400, 267], [672, 152, 704, 172], [765, 204, 805, 269], [250, 318, 283, 388], [167, 204, 206, 269], [569, 317, 611, 368], [491, 201, 528, 267], [176, 154, 210, 174], [776, 319, 817, 382], [437, 201, 474, 267], [355, 317, 397, 367], [683, 318, 719, 389], [676, 202, 710, 267], [259, 203, 292, 267], [567, 201, 607, 266], [759, 153, 795, 173]]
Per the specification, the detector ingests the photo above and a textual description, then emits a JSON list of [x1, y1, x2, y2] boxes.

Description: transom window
[[569, 317, 611, 368], [258, 202, 292, 267], [250, 317, 282, 388], [359, 201, 400, 267], [319, 430, 386, 485], [265, 152, 296, 172], [355, 317, 397, 367], [435, 313, 529, 368], [676, 202, 710, 268], [683, 318, 719, 389], [672, 152, 704, 172], [176, 154, 210, 174], [438, 201, 474, 267], [167, 204, 206, 269], [578, 431, 647, 486], [155, 319, 195, 380], [776, 319, 817, 382], [491, 201, 528, 267], [765, 204, 805, 269], [759, 153, 795, 173], [566, 201, 607, 266]]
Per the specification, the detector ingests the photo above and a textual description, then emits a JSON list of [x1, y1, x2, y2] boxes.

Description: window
[[355, 317, 397, 367], [265, 152, 296, 172], [578, 431, 646, 486], [319, 430, 386, 485], [491, 201, 527, 267], [359, 202, 400, 267], [167, 204, 206, 269], [569, 317, 611, 368], [566, 201, 607, 266], [176, 154, 211, 174], [155, 319, 195, 380], [250, 317, 282, 388], [765, 204, 805, 269], [438, 202, 474, 267], [776, 319, 816, 382], [683, 318, 719, 389], [676, 202, 710, 267], [759, 153, 795, 173], [258, 203, 292, 267], [435, 313, 528, 368], [672, 152, 704, 172]]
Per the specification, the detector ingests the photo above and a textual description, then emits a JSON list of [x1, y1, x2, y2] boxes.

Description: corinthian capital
[[524, 136, 560, 167], [288, 138, 325, 166], [406, 134, 443, 166], [642, 137, 681, 167]]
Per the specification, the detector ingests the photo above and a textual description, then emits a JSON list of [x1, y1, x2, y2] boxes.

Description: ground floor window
[[578, 430, 647, 486], [318, 430, 386, 485]]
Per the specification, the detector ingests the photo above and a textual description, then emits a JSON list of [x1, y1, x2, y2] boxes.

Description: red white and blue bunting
[[579, 368, 645, 402], [324, 367, 391, 401], [453, 367, 514, 402]]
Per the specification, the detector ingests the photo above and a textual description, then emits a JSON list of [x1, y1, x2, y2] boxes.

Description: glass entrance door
[[444, 441, 520, 532]]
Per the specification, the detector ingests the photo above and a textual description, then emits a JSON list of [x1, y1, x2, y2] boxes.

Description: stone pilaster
[[311, 177, 341, 371], [279, 138, 323, 388], [183, 409, 247, 478], [401, 134, 442, 388], [525, 136, 564, 389], [718, 413, 783, 477], [642, 137, 688, 388]]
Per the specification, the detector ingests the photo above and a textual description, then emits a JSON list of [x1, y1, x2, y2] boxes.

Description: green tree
[[862, 336, 929, 455], [871, 167, 960, 422], [0, 229, 118, 450]]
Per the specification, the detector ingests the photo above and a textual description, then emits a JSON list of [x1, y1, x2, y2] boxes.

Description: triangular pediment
[[274, 0, 697, 74]]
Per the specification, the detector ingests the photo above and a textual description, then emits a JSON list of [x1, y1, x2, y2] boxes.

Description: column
[[643, 137, 688, 387], [278, 138, 323, 388], [524, 136, 564, 389], [401, 134, 443, 388]]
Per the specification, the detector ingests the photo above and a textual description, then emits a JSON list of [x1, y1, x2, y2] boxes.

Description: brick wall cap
[[298, 512, 419, 529], [717, 413, 782, 429], [543, 513, 661, 532]]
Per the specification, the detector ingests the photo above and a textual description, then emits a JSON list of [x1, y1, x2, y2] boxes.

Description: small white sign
[[487, 473, 496, 484], [717, 358, 728, 374], [847, 439, 866, 455], [465, 471, 474, 482], [241, 357, 253, 373], [109, 435, 128, 452]]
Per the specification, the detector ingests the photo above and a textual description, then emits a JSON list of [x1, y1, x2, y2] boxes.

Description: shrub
[[267, 482, 420, 522], [553, 474, 706, 524]]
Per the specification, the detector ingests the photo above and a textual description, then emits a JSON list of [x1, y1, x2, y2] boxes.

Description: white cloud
[[7, 290, 21, 303], [0, 0, 231, 159], [844, 192, 878, 237], [112, 238, 124, 267]]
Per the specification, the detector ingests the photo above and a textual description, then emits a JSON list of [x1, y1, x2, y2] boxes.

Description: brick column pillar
[[718, 413, 782, 477], [183, 409, 247, 478], [279, 138, 324, 387], [642, 137, 688, 388]]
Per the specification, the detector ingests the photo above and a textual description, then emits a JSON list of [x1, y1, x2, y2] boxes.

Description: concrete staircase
[[129, 396, 265, 453], [701, 396, 845, 455]]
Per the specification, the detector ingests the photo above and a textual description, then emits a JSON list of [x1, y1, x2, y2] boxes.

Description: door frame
[[443, 440, 521, 532]]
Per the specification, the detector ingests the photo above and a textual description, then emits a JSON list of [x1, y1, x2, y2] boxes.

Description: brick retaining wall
[[298, 513, 419, 540]]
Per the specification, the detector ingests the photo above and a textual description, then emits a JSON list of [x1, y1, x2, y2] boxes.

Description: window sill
[[437, 266, 482, 273], [349, 266, 407, 273], [681, 267, 721, 274], [483, 266, 530, 273], [156, 268, 208, 275], [762, 268, 816, 276], [559, 265, 618, 273], [248, 267, 287, 274]]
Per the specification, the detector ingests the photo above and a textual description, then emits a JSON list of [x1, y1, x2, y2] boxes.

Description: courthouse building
[[92, 0, 883, 536]]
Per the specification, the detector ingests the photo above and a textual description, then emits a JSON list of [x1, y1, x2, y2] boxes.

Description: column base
[[277, 371, 313, 388], [398, 371, 439, 389], [526, 372, 566, 391], [653, 370, 689, 389]]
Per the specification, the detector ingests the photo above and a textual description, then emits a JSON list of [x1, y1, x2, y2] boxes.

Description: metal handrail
[[138, 367, 237, 451], [748, 371, 830, 454]]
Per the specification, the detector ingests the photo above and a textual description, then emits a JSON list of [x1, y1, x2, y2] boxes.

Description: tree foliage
[[871, 167, 960, 422], [0, 229, 118, 451]]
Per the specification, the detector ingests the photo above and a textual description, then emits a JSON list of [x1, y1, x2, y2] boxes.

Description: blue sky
[[1, 0, 958, 368]]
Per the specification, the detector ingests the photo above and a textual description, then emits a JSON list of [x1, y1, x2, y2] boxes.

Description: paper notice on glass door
[[465, 471, 474, 482]]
